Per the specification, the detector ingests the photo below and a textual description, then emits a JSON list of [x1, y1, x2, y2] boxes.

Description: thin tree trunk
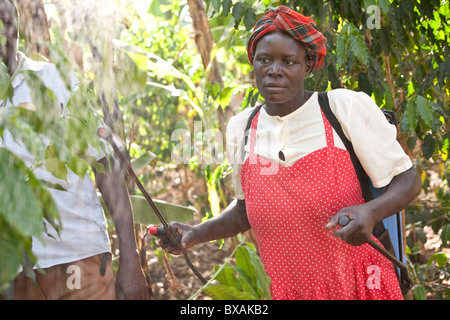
[[187, 0, 229, 136]]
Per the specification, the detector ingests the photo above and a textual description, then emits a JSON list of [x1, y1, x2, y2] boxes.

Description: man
[[0, 0, 148, 299]]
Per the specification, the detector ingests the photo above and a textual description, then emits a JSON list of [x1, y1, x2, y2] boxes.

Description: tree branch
[[384, 55, 397, 111]]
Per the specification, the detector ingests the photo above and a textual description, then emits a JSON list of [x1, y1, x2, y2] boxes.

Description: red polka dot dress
[[240, 108, 403, 300]]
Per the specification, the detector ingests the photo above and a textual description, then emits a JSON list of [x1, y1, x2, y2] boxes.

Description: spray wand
[[97, 125, 206, 284]]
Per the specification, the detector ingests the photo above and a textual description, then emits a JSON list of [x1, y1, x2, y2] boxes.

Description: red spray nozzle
[[147, 225, 178, 248], [148, 225, 166, 238], [148, 225, 159, 235]]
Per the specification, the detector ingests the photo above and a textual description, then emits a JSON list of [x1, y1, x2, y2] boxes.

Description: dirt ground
[[144, 233, 232, 300]]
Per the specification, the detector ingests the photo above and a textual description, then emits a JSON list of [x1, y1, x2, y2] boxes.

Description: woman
[[162, 6, 421, 300]]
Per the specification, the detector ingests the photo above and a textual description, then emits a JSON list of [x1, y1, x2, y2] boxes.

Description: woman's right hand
[[157, 222, 199, 255], [157, 199, 250, 255]]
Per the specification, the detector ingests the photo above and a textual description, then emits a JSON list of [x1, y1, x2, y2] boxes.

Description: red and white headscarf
[[247, 5, 327, 73]]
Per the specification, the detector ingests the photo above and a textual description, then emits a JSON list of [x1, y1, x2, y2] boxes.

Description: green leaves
[[116, 49, 148, 94], [209, 0, 257, 30], [0, 218, 33, 291], [402, 95, 440, 159], [231, 2, 245, 29], [404, 98, 419, 133], [204, 243, 271, 300], [0, 62, 13, 101], [415, 95, 434, 129], [0, 148, 60, 289], [129, 195, 195, 225], [336, 23, 370, 70], [0, 149, 46, 239], [131, 151, 157, 172], [414, 285, 427, 300], [428, 252, 448, 268], [441, 224, 450, 248], [412, 252, 449, 300]]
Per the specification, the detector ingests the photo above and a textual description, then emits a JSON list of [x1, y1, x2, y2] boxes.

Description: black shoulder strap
[[317, 91, 389, 241], [317, 92, 375, 202]]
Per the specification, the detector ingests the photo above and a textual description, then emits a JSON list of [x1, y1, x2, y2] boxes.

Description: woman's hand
[[326, 167, 421, 246], [325, 204, 376, 246], [157, 222, 199, 255], [157, 199, 251, 255]]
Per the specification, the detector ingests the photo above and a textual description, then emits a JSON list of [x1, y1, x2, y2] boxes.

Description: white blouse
[[226, 89, 413, 200]]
